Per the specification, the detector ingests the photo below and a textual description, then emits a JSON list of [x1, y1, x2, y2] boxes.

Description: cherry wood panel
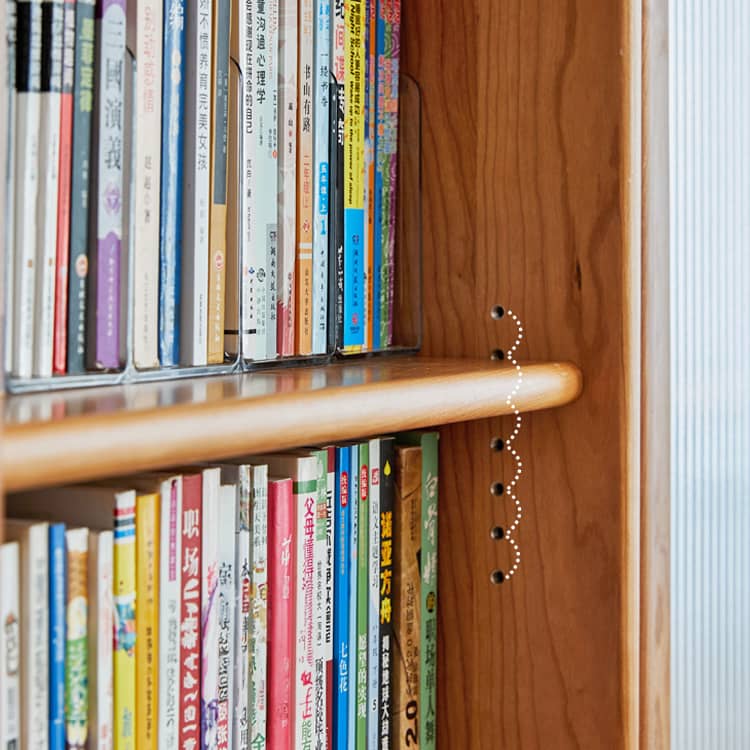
[[403, 0, 639, 747]]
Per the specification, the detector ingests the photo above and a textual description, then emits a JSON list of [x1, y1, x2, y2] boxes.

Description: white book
[[128, 0, 162, 369], [313, 451, 329, 748], [89, 529, 114, 750], [4, 0, 17, 377], [0, 542, 20, 748], [33, 0, 64, 377], [323, 450, 335, 746], [4, 520, 48, 750], [180, 0, 211, 365], [12, 0, 42, 378], [367, 439, 381, 749]]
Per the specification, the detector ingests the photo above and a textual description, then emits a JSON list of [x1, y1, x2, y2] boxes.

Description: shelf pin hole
[[490, 570, 505, 584], [490, 437, 504, 452], [491, 305, 505, 320], [491, 349, 505, 361], [490, 526, 504, 540], [491, 482, 504, 496]]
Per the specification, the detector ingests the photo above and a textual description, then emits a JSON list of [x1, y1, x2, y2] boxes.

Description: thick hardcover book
[[377, 439, 396, 748], [295, 0, 314, 355], [0, 542, 20, 748], [88, 0, 126, 370], [311, 0, 330, 354], [52, 0, 75, 373], [4, 520, 49, 749], [128, 0, 162, 369], [367, 438, 382, 748], [12, 0, 42, 378], [49, 522, 67, 750], [355, 442, 369, 749], [135, 492, 159, 750], [333, 445, 351, 750], [392, 445, 421, 749], [66, 0, 95, 374], [312, 449, 329, 749], [178, 473, 202, 750], [343, 0, 365, 349], [347, 444, 359, 750], [276, 0, 297, 355], [207, 0, 230, 364], [157, 0, 184, 366], [267, 477, 295, 749], [181, 0, 211, 366]]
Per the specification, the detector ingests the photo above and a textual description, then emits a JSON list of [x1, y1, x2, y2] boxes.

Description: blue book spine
[[158, 0, 186, 366], [343, 212, 364, 348], [49, 523, 67, 750], [333, 445, 352, 749], [347, 444, 359, 749], [372, 0, 386, 352]]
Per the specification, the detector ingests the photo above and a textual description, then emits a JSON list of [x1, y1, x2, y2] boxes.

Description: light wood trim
[[2, 357, 582, 492]]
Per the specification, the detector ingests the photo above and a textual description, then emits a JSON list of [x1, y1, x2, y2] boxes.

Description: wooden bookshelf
[[2, 357, 581, 492]]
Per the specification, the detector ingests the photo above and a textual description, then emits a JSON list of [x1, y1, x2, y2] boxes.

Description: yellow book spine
[[136, 493, 160, 750], [114, 494, 137, 750]]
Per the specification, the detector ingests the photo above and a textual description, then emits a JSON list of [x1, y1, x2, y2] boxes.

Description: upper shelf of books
[[2, 356, 582, 492]]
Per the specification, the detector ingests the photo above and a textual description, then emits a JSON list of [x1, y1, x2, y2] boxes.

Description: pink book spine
[[179, 475, 202, 750], [267, 478, 295, 749]]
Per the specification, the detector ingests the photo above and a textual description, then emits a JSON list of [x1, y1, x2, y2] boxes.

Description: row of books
[[0, 432, 438, 749], [3, 0, 403, 381]]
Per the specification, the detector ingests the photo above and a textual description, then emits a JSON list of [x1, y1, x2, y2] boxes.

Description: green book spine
[[356, 441, 370, 748]]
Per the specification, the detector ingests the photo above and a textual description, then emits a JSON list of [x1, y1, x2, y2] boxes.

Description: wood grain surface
[[402, 0, 639, 747]]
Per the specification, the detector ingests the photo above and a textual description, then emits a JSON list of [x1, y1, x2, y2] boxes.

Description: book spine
[[267, 477, 295, 749], [0, 543, 20, 748], [418, 433, 439, 750], [313, 450, 329, 748], [234, 468, 251, 750], [343, 0, 365, 349], [250, 464, 269, 749], [372, 0, 386, 350], [179, 475, 202, 750], [89, 530, 114, 750], [332, 445, 350, 750], [33, 0, 63, 377], [157, 0, 184, 366], [4, 0, 17, 378], [66, 0, 95, 374], [11, 0, 42, 378], [363, 0, 375, 351], [276, 0, 296, 355], [311, 0, 330, 354], [295, 0, 314, 355], [180, 0, 211, 366], [355, 442, 369, 749], [347, 444, 358, 750], [367, 438, 381, 748], [392, 446, 420, 749], [377, 439, 395, 748], [207, 0, 230, 364], [52, 0, 74, 373], [324, 447, 336, 748], [65, 528, 89, 749], [49, 523, 67, 750], [129, 0, 161, 369], [217, 485, 236, 750]]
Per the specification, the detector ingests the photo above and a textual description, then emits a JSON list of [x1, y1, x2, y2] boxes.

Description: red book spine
[[53, 0, 76, 374], [267, 478, 295, 750], [179, 474, 203, 749]]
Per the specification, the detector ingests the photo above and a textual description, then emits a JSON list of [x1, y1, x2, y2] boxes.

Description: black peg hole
[[490, 437, 504, 452], [491, 305, 505, 320], [491, 349, 505, 361], [490, 526, 504, 540], [490, 570, 505, 584], [491, 482, 504, 496]]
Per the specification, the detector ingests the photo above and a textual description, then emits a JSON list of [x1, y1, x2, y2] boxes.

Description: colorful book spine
[[355, 442, 369, 749], [52, 0, 75, 373], [392, 445, 420, 749], [135, 493, 159, 750], [157, 0, 184, 366], [49, 522, 67, 750], [267, 477, 295, 748], [180, 0, 211, 366], [249, 464, 269, 749], [313, 449, 329, 748], [157, 477, 182, 749], [129, 0, 162, 369], [363, 0, 376, 351], [217, 484, 236, 750], [324, 447, 336, 747], [67, 0, 96, 374], [277, 0, 297, 355], [311, 0, 330, 354], [347, 444, 358, 750], [11, 0, 42, 378], [113, 491, 137, 750], [0, 542, 20, 749], [367, 438, 381, 748], [178, 474, 202, 750], [207, 0, 230, 364], [88, 529, 114, 750], [65, 528, 89, 749], [343, 0, 365, 349], [377, 439, 395, 748]]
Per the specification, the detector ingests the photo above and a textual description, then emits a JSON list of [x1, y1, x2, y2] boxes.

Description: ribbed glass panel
[[670, 1, 750, 748]]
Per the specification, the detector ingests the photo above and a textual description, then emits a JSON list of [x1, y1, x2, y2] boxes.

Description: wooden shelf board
[[2, 356, 582, 492]]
